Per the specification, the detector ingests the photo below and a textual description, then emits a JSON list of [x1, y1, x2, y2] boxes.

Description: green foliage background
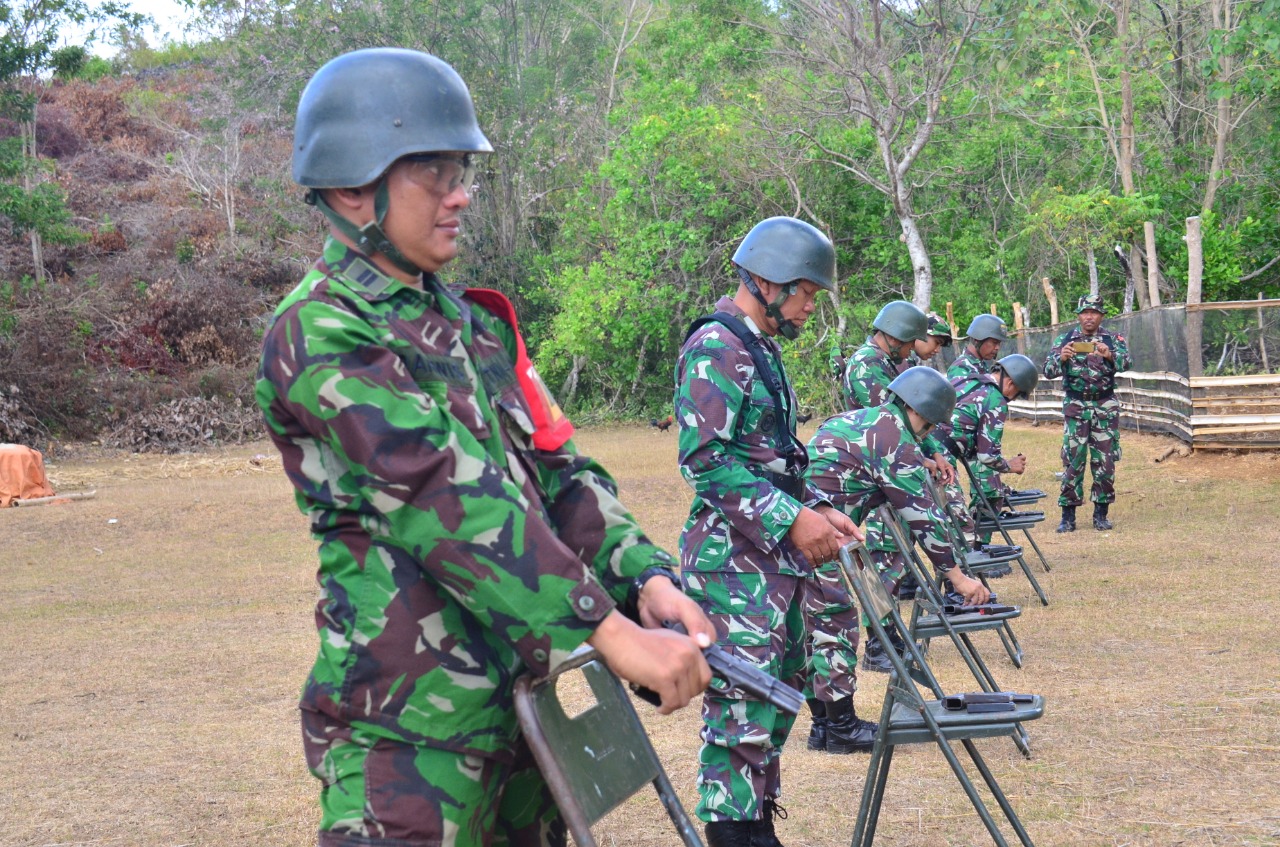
[[2, 0, 1279, 438]]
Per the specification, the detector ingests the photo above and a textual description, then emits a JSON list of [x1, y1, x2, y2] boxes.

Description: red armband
[[465, 288, 575, 451]]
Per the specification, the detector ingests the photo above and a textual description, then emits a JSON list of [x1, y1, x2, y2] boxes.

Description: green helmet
[[888, 366, 957, 426], [732, 217, 837, 292], [293, 47, 493, 189], [965, 313, 1009, 342], [872, 300, 929, 343], [995, 353, 1039, 397], [1076, 294, 1105, 314]]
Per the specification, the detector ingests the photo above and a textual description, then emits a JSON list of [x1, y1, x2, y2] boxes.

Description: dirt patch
[[2, 422, 1278, 846]]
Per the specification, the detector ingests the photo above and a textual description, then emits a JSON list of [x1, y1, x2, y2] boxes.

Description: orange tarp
[[0, 444, 55, 508]]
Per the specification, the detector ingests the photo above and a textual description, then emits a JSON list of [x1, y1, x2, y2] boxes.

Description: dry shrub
[[89, 322, 182, 376], [0, 295, 106, 438], [34, 102, 83, 160], [53, 78, 172, 157], [144, 276, 262, 368], [66, 148, 154, 184], [0, 383, 39, 442], [101, 395, 261, 452], [88, 225, 128, 254], [216, 250, 299, 294]]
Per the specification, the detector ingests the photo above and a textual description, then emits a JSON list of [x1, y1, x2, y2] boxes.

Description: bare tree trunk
[[898, 210, 933, 309], [1087, 245, 1099, 296], [1186, 215, 1204, 378], [20, 117, 46, 284], [1144, 221, 1161, 307], [780, 0, 979, 310], [560, 354, 585, 406], [627, 334, 649, 402], [1202, 0, 1233, 213], [1117, 0, 1136, 196], [1131, 244, 1149, 310]]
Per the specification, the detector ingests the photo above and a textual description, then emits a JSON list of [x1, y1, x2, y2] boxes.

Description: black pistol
[[942, 691, 1035, 712], [631, 622, 804, 715], [941, 602, 1018, 616]]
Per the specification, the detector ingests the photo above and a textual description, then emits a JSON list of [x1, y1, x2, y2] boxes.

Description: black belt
[[1065, 388, 1114, 402]]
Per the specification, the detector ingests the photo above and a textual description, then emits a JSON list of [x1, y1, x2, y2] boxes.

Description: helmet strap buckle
[[310, 182, 423, 278], [739, 266, 800, 340]]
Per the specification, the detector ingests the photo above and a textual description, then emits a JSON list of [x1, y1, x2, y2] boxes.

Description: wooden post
[[1041, 277, 1059, 326], [1013, 302, 1027, 354], [1144, 221, 1160, 307], [1260, 292, 1270, 373], [946, 301, 956, 337], [1132, 244, 1150, 310], [1185, 215, 1204, 378]]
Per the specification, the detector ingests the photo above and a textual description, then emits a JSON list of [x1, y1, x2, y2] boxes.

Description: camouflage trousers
[[681, 570, 807, 823], [1059, 397, 1121, 506], [940, 475, 978, 546], [803, 561, 860, 703], [968, 463, 1003, 512], [301, 708, 562, 847]]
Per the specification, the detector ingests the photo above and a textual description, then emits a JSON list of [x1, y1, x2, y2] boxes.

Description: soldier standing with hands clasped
[[257, 48, 713, 847], [1043, 294, 1132, 532]]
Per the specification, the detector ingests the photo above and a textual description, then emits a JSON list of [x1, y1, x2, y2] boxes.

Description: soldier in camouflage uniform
[[676, 216, 861, 847], [900, 311, 955, 370], [807, 367, 991, 611], [948, 314, 1008, 381], [937, 354, 1039, 514], [257, 49, 714, 847], [841, 302, 965, 670], [1044, 294, 1132, 532]]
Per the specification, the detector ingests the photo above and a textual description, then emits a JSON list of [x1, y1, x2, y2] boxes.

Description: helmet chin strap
[[737, 266, 799, 340], [306, 182, 423, 277]]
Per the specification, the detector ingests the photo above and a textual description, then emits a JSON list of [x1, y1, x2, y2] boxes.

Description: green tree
[[0, 0, 142, 282]]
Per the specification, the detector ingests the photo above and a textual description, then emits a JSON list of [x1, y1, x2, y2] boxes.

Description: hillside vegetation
[[2, 0, 1279, 448]]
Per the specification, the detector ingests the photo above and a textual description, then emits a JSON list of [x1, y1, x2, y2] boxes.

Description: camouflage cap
[[1076, 294, 1105, 314], [926, 312, 954, 345]]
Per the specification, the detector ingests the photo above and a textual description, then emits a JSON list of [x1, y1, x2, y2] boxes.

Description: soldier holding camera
[[1043, 294, 1132, 532]]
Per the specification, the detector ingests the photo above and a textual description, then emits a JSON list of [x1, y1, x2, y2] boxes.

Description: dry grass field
[[2, 421, 1279, 847]]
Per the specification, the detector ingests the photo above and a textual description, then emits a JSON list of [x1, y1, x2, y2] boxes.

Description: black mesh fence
[[935, 301, 1280, 446]]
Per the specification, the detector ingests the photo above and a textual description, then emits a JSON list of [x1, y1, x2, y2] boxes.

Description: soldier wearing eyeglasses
[[257, 48, 713, 847]]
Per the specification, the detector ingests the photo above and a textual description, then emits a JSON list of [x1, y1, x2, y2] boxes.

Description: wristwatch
[[634, 565, 680, 597], [626, 565, 681, 619]]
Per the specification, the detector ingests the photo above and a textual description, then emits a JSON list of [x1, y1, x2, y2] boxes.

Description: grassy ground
[[2, 423, 1278, 846]]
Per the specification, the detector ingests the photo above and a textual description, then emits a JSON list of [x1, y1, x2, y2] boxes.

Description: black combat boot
[[860, 628, 892, 673], [705, 820, 755, 847], [1056, 505, 1076, 533], [1093, 502, 1113, 531], [805, 699, 828, 751], [824, 697, 878, 754], [751, 798, 787, 847]]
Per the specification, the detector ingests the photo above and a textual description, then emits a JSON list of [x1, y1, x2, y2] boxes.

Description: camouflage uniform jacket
[[806, 404, 957, 574], [936, 373, 1011, 472], [843, 338, 948, 458], [1043, 325, 1132, 398], [946, 348, 989, 381], [257, 239, 675, 761], [676, 296, 829, 577]]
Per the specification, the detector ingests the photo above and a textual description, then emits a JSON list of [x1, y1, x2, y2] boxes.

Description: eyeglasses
[[402, 154, 476, 197]]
